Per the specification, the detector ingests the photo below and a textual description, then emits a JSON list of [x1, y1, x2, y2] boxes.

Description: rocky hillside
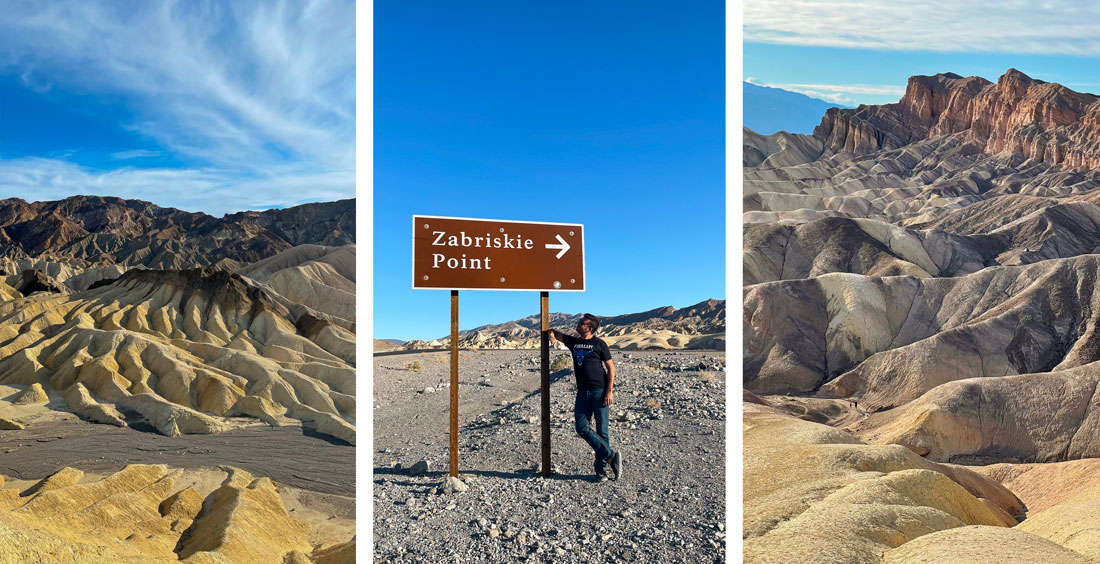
[[402, 299, 724, 351], [0, 196, 357, 563], [814, 69, 1100, 165], [0, 196, 354, 270], [0, 197, 357, 444], [745, 69, 1100, 562]]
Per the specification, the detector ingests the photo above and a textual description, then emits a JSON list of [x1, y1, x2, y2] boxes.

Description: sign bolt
[[500, 277, 506, 282], [553, 281, 561, 289]]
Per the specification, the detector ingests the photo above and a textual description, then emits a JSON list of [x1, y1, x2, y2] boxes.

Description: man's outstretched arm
[[603, 359, 615, 406]]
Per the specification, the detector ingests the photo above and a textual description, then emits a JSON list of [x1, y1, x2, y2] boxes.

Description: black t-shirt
[[559, 334, 611, 389]]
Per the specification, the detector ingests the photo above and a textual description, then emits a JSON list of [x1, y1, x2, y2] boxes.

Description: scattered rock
[[438, 476, 468, 495], [408, 460, 429, 476]]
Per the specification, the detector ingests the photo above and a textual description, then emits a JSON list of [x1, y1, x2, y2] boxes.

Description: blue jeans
[[575, 388, 613, 474]]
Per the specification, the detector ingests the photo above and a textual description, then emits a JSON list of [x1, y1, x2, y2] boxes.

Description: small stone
[[422, 387, 435, 394], [489, 527, 501, 538], [439, 476, 468, 495], [408, 460, 429, 476]]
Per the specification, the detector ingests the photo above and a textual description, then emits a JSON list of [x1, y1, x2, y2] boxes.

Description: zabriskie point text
[[431, 230, 533, 270]]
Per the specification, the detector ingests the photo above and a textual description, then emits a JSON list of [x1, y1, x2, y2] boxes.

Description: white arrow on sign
[[545, 234, 570, 259]]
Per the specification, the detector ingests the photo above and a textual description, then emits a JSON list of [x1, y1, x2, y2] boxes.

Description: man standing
[[549, 314, 622, 482]]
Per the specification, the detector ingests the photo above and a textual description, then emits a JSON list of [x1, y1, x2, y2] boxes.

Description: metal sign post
[[412, 215, 585, 479], [450, 290, 459, 477], [540, 291, 551, 476]]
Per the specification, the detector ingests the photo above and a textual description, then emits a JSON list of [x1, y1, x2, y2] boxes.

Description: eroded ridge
[[0, 265, 355, 444]]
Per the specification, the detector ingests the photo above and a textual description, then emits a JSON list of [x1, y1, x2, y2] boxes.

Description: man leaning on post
[[549, 314, 622, 482]]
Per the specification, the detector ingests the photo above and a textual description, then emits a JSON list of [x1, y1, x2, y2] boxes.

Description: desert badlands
[[745, 69, 1100, 562], [0, 196, 355, 563]]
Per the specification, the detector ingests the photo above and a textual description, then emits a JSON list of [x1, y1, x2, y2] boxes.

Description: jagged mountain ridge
[[744, 69, 1100, 229], [0, 196, 354, 270], [813, 69, 1100, 166]]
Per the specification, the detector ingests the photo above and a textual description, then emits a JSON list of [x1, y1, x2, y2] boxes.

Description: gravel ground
[[373, 349, 726, 563]]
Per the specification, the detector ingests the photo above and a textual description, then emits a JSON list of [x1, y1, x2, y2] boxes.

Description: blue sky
[[744, 1, 1100, 107], [374, 1, 725, 341], [0, 1, 354, 215]]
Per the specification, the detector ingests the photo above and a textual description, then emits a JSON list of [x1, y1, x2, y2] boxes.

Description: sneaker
[[610, 451, 622, 480], [594, 473, 609, 483]]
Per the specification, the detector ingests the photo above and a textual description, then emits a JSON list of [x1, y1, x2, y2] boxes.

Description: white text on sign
[[431, 230, 534, 271]]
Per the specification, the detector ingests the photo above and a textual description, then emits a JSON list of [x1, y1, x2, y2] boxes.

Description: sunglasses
[[577, 321, 592, 328]]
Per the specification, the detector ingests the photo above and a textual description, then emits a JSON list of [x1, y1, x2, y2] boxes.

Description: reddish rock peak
[[900, 73, 988, 125], [997, 68, 1039, 98], [811, 69, 1100, 168]]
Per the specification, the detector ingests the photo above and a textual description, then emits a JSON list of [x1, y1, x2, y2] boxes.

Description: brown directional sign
[[413, 215, 585, 291]]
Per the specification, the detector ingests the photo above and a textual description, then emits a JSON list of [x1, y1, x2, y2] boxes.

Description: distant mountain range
[[0, 196, 355, 271], [398, 298, 725, 351], [743, 81, 846, 135]]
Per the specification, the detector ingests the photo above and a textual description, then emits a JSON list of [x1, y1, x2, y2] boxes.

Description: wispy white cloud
[[110, 149, 163, 160], [0, 0, 353, 210], [745, 0, 1100, 55], [0, 157, 353, 216], [775, 83, 906, 97], [783, 89, 855, 106], [746, 78, 905, 105]]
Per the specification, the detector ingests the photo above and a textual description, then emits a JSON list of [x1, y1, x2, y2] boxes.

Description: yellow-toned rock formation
[[0, 464, 341, 564], [0, 266, 355, 444], [744, 405, 1022, 564]]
